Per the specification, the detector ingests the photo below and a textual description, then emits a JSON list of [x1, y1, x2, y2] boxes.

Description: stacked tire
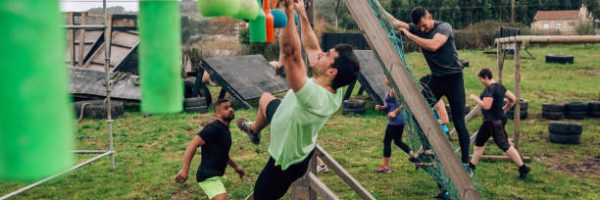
[[565, 102, 588, 119], [548, 121, 583, 144], [184, 97, 208, 113], [542, 103, 565, 120], [342, 100, 366, 115], [507, 99, 528, 120], [545, 54, 574, 64], [588, 101, 600, 118], [74, 100, 124, 120]]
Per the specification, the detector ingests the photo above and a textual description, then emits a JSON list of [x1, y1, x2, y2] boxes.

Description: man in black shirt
[[381, 6, 471, 167], [175, 99, 245, 200], [468, 68, 531, 179]]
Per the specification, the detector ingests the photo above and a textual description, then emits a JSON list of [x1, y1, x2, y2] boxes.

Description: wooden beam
[[480, 155, 531, 162], [342, 1, 480, 199], [449, 105, 481, 138], [315, 145, 375, 200], [291, 174, 313, 200], [68, 12, 75, 66], [78, 12, 87, 67], [513, 44, 521, 148], [308, 173, 340, 200], [497, 42, 505, 84], [291, 154, 317, 200], [343, 80, 357, 100], [244, 192, 253, 200], [495, 35, 600, 44]]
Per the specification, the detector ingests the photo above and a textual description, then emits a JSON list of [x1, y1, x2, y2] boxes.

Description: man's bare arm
[[280, 0, 307, 92], [175, 135, 204, 183], [295, 0, 321, 65], [401, 30, 448, 52]]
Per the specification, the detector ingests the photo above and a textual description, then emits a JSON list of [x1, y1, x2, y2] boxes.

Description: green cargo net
[[365, 1, 480, 199]]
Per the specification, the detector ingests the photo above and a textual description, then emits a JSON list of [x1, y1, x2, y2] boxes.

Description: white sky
[[60, 0, 140, 12]]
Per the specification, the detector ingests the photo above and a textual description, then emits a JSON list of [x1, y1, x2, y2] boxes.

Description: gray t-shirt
[[409, 21, 462, 76]]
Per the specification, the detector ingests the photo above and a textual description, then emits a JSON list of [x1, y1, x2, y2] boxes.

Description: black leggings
[[253, 151, 315, 199], [425, 73, 470, 164], [383, 124, 411, 157], [475, 120, 511, 152]]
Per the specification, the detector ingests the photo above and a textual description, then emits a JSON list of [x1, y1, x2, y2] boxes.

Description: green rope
[[365, 1, 480, 199]]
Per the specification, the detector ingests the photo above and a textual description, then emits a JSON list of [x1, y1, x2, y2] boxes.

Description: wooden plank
[[308, 173, 340, 200], [244, 192, 253, 200], [497, 43, 505, 84], [343, 80, 356, 100], [111, 31, 139, 48], [354, 50, 388, 105], [315, 145, 376, 200], [202, 55, 289, 100], [513, 44, 521, 148], [480, 155, 531, 162], [495, 35, 600, 44], [342, 1, 481, 199], [448, 105, 481, 138], [291, 153, 315, 200], [78, 13, 87, 67], [68, 12, 75, 66]]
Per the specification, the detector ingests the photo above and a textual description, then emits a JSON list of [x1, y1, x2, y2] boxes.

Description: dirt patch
[[170, 186, 199, 200], [552, 156, 600, 180]]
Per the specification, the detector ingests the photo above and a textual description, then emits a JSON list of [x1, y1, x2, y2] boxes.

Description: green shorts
[[198, 176, 226, 199]]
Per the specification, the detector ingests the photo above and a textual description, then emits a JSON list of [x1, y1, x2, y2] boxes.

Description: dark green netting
[[365, 1, 481, 199]]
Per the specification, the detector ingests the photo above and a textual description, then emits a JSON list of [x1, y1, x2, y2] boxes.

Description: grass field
[[1, 45, 600, 199]]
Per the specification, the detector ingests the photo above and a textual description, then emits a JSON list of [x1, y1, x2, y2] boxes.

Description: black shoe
[[468, 162, 476, 177], [433, 191, 450, 200], [408, 156, 418, 163], [417, 153, 435, 163], [236, 118, 261, 145], [463, 163, 475, 177], [519, 164, 531, 179]]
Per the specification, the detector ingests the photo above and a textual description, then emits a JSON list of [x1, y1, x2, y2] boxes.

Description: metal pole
[[0, 152, 112, 200], [73, 150, 108, 154], [103, 0, 116, 170]]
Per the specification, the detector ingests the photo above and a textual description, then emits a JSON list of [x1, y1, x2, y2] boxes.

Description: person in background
[[175, 99, 246, 200], [468, 68, 531, 179], [375, 77, 418, 173]]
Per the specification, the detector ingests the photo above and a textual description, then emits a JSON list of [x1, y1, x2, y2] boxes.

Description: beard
[[223, 113, 235, 122]]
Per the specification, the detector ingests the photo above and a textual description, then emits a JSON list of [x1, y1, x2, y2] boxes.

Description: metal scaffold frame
[[1, 1, 117, 199]]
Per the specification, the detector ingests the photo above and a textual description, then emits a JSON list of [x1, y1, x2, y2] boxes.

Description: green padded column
[[249, 0, 266, 42], [0, 0, 74, 180], [138, 0, 183, 114]]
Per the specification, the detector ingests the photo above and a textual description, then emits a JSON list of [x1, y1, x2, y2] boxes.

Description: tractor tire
[[549, 133, 581, 144], [184, 97, 207, 108], [548, 121, 583, 135], [74, 100, 124, 120], [542, 103, 565, 113], [542, 111, 564, 120], [546, 54, 574, 64], [184, 106, 209, 114], [343, 100, 366, 109], [342, 107, 366, 116]]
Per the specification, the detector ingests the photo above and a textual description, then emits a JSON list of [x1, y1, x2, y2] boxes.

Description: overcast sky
[[60, 0, 140, 12]]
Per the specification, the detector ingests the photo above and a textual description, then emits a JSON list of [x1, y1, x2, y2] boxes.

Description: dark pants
[[475, 119, 511, 152], [425, 73, 470, 164], [253, 151, 315, 200], [383, 124, 411, 157], [253, 98, 313, 199], [265, 98, 281, 123]]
